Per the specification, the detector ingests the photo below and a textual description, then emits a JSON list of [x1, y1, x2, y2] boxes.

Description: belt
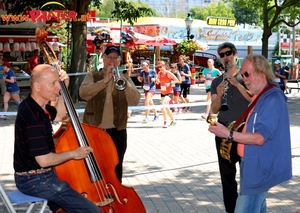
[[15, 168, 52, 176]]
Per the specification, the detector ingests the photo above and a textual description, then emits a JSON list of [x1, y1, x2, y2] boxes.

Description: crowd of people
[[137, 54, 196, 127], [0, 42, 294, 213]]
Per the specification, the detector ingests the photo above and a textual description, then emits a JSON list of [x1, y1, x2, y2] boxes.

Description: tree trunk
[[69, 20, 87, 103], [261, 30, 272, 59], [261, 3, 273, 59], [68, 0, 91, 103]]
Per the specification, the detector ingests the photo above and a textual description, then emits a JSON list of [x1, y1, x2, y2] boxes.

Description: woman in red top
[[156, 61, 179, 128]]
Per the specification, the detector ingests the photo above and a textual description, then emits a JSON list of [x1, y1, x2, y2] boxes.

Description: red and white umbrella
[[144, 36, 177, 46], [195, 40, 209, 51]]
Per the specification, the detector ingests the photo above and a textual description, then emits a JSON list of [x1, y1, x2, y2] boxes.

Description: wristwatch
[[227, 130, 234, 142]]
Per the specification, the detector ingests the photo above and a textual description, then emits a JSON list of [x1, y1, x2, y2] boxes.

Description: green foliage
[[231, 3, 262, 25], [111, 0, 155, 26], [47, 23, 68, 42], [190, 2, 234, 21], [94, 0, 157, 19], [226, 0, 300, 29], [93, 0, 115, 18], [225, 0, 300, 57]]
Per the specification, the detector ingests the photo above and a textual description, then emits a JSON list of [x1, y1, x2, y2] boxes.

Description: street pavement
[[0, 84, 300, 213]]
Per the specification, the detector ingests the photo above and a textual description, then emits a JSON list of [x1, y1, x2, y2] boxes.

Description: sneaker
[[0, 115, 7, 120], [169, 120, 176, 127], [143, 116, 149, 123], [176, 110, 182, 115], [163, 121, 168, 128], [186, 107, 191, 113], [153, 114, 159, 121]]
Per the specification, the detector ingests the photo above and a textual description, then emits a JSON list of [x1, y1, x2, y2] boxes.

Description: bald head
[[30, 64, 57, 86], [30, 64, 62, 104]]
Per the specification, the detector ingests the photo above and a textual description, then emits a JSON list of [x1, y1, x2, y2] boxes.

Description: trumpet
[[221, 62, 229, 111], [113, 67, 127, 91]]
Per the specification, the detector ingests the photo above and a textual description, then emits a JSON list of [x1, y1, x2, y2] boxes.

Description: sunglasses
[[170, 66, 175, 68], [241, 71, 250, 78], [219, 50, 233, 58]]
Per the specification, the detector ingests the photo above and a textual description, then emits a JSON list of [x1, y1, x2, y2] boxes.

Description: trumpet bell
[[115, 78, 127, 91]]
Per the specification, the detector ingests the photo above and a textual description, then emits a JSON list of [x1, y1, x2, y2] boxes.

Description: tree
[[227, 0, 300, 58], [231, 3, 262, 26], [111, 0, 154, 26], [190, 2, 235, 21], [93, 0, 156, 20]]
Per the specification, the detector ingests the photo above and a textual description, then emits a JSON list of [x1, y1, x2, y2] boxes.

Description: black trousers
[[215, 136, 240, 213], [105, 128, 127, 183]]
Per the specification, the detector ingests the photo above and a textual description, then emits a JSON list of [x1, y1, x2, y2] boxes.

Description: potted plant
[[176, 39, 208, 55]]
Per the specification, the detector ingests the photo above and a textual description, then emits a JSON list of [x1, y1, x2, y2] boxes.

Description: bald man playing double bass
[[13, 64, 101, 213]]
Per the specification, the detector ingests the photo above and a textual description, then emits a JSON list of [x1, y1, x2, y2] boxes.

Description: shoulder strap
[[233, 84, 276, 129]]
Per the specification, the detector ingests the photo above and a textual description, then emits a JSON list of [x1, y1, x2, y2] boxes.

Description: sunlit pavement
[[1, 84, 300, 212]]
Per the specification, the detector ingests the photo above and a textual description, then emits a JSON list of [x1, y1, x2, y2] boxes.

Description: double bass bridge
[[95, 198, 114, 207]]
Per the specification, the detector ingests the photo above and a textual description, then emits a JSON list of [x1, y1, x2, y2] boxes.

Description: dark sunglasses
[[219, 50, 233, 58], [241, 71, 250, 78]]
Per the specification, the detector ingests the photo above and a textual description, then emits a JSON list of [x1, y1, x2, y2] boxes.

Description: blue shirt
[[5, 69, 20, 93], [172, 71, 181, 92], [274, 68, 287, 88], [178, 63, 190, 84], [139, 69, 157, 92], [0, 62, 5, 78]]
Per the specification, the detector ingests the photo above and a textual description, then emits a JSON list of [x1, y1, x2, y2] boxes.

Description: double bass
[[35, 28, 146, 213]]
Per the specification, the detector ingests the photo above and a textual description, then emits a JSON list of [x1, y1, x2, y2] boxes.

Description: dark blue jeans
[[15, 169, 101, 213]]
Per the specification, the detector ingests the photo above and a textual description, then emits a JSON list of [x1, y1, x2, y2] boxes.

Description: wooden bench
[[286, 80, 300, 93]]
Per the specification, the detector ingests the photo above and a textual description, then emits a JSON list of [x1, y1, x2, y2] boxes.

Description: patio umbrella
[[143, 37, 177, 64], [144, 36, 177, 46], [195, 40, 209, 51]]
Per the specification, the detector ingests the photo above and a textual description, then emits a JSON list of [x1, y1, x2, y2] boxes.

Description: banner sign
[[0, 1, 91, 28], [206, 17, 236, 27]]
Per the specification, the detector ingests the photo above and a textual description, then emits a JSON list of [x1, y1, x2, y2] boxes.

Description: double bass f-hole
[[35, 27, 146, 212]]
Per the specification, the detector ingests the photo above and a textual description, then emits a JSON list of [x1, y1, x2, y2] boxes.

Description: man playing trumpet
[[79, 46, 140, 182]]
